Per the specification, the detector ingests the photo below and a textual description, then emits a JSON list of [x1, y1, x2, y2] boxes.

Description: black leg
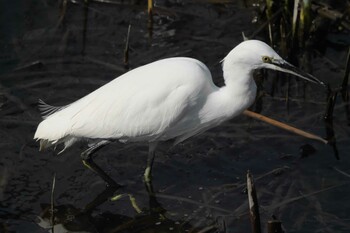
[[144, 143, 156, 201], [81, 140, 122, 188], [143, 142, 157, 184], [142, 142, 165, 214], [80, 140, 111, 160]]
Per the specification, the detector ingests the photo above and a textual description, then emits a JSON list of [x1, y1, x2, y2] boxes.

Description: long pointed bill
[[272, 60, 326, 87]]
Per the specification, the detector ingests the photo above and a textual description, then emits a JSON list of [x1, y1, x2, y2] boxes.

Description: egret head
[[224, 40, 325, 86]]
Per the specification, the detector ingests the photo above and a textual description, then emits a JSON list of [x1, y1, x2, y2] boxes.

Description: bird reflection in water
[[37, 185, 217, 233]]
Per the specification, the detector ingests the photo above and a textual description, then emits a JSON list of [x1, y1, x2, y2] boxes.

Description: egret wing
[[34, 58, 214, 144]]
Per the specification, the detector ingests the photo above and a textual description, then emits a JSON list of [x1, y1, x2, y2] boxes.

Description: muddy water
[[1, 1, 350, 232]]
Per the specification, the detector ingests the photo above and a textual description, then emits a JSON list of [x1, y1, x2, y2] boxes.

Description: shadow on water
[[37, 184, 209, 233], [1, 0, 350, 233]]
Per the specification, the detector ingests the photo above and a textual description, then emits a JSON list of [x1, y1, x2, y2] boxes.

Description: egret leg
[[81, 140, 121, 188], [144, 142, 158, 184], [143, 142, 165, 214]]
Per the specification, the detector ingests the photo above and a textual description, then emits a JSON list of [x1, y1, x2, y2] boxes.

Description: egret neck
[[220, 60, 257, 119]]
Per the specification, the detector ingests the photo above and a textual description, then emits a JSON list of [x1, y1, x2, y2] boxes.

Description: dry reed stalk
[[50, 173, 56, 233], [247, 171, 262, 233], [267, 219, 283, 233], [341, 47, 350, 100], [124, 24, 131, 68], [148, 0, 153, 38], [243, 110, 328, 144]]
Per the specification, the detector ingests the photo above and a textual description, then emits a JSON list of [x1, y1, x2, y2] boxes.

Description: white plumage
[[35, 58, 224, 150], [34, 40, 323, 185]]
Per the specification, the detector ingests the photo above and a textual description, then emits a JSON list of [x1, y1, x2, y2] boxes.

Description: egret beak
[[271, 60, 326, 87]]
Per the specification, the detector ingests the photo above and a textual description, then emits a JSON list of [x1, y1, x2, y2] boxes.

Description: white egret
[[34, 40, 324, 187]]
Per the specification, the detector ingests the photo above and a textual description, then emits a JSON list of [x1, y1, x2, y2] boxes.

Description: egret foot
[[143, 177, 166, 215], [143, 166, 165, 215], [144, 166, 152, 184]]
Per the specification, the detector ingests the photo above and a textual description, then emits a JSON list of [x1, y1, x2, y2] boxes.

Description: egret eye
[[262, 56, 272, 63]]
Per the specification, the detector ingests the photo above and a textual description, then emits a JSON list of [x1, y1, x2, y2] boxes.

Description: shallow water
[[1, 1, 350, 232]]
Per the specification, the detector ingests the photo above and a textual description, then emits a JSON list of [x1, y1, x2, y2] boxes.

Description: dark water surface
[[1, 1, 350, 232]]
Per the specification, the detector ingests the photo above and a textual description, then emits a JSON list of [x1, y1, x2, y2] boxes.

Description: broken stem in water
[[243, 110, 328, 144], [247, 171, 261, 233], [124, 24, 131, 68], [51, 173, 56, 233]]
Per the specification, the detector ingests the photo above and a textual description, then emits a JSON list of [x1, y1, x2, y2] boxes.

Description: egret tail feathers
[[38, 99, 67, 119], [35, 99, 78, 154]]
